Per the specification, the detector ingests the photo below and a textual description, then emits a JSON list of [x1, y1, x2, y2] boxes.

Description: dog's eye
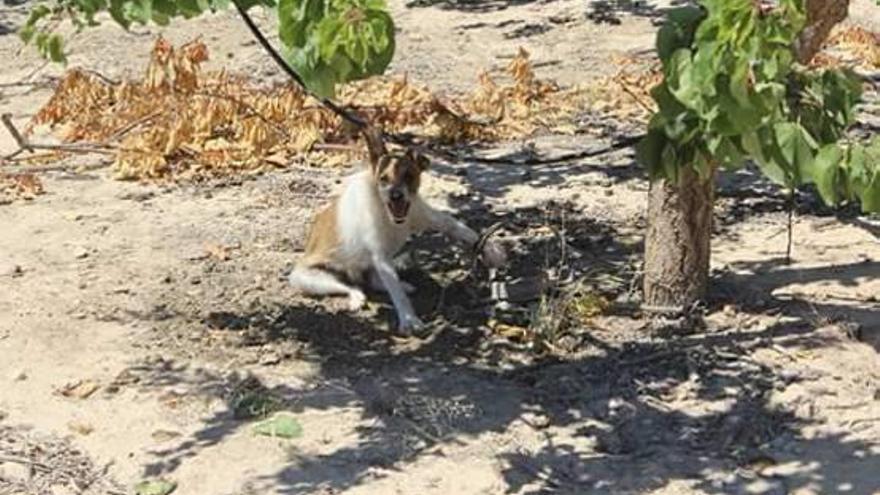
[[379, 176, 390, 185]]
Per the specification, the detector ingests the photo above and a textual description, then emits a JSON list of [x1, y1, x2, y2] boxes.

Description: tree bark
[[641, 0, 850, 311], [643, 166, 714, 310], [795, 0, 850, 64]]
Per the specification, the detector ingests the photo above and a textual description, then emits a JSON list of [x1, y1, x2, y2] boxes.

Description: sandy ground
[[1, 0, 879, 494]]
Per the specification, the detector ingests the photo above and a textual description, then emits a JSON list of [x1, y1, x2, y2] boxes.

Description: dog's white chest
[[334, 171, 417, 272]]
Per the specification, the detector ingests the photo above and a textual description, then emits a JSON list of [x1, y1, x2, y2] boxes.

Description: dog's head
[[364, 128, 429, 224]]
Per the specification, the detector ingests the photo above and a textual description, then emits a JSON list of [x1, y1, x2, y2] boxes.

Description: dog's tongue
[[389, 201, 409, 221]]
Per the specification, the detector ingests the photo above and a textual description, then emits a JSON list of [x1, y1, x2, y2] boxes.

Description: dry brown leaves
[[0, 172, 44, 203], [825, 25, 880, 69], [27, 40, 596, 181], [17, 24, 880, 184], [580, 25, 880, 124], [581, 52, 662, 124]]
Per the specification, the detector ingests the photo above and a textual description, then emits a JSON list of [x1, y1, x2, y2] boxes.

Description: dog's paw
[[397, 314, 425, 335], [481, 240, 507, 268], [347, 290, 367, 311]]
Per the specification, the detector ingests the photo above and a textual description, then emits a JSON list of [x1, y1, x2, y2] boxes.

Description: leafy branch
[[19, 0, 394, 97], [636, 0, 879, 213]]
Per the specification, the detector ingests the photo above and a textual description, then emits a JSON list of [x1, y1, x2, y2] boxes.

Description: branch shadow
[[404, 0, 544, 14], [428, 145, 645, 202], [136, 199, 878, 495], [586, 0, 686, 25], [0, 0, 28, 35], [255, 306, 879, 494], [715, 164, 872, 236], [713, 258, 880, 350]]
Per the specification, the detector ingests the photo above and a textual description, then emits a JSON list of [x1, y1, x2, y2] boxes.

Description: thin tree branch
[[2, 113, 115, 161]]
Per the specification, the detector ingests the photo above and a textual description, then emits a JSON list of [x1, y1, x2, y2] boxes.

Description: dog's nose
[[390, 189, 404, 201]]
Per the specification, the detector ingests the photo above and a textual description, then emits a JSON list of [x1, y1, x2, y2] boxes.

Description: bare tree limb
[[1, 113, 115, 161]]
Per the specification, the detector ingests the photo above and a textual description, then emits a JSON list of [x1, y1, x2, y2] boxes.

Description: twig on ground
[[0, 79, 55, 89], [848, 417, 880, 430], [312, 143, 360, 152], [2, 113, 33, 154], [1, 160, 113, 175], [2, 113, 115, 161], [0, 454, 51, 472], [769, 344, 798, 362], [614, 75, 654, 114]]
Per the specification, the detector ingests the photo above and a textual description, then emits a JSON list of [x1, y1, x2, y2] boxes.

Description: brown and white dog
[[288, 129, 506, 334]]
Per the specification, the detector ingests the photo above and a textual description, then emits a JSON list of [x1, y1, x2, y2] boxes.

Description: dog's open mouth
[[388, 201, 409, 223]]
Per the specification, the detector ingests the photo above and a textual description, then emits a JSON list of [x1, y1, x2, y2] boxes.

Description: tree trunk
[[643, 166, 714, 310], [795, 0, 850, 64], [641, 0, 850, 311]]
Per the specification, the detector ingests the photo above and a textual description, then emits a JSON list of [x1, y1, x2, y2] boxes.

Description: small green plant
[[637, 0, 879, 212], [252, 413, 304, 438], [19, 0, 394, 97], [134, 479, 177, 495], [228, 376, 283, 419]]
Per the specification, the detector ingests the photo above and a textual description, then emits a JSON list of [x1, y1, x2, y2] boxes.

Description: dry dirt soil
[[1, 1, 880, 494]]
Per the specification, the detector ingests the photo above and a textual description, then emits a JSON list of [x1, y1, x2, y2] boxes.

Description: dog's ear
[[416, 154, 430, 172], [362, 126, 386, 170], [405, 147, 430, 172]]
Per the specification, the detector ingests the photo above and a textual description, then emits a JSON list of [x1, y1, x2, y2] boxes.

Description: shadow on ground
[[139, 301, 880, 494], [405, 0, 544, 14], [132, 197, 879, 494]]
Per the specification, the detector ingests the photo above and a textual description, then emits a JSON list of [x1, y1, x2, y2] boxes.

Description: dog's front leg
[[427, 208, 507, 267], [371, 254, 424, 334]]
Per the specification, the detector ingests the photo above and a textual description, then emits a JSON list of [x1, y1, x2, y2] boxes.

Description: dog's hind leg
[[367, 269, 415, 294], [288, 267, 366, 311]]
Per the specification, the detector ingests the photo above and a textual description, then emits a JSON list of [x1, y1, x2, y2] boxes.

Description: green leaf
[[741, 131, 765, 164], [808, 144, 842, 205], [20, 5, 52, 44], [152, 6, 172, 25], [108, 0, 132, 28], [47, 34, 66, 63], [279, 0, 323, 47], [729, 61, 750, 107], [125, 0, 154, 24], [707, 135, 744, 169], [35, 31, 50, 57], [177, 0, 204, 17], [773, 122, 815, 185], [253, 413, 304, 439], [657, 5, 704, 62], [636, 128, 667, 177], [660, 142, 680, 182], [666, 49, 704, 112], [230, 385, 282, 420], [19, 25, 36, 44], [277, 0, 393, 95], [316, 17, 343, 61], [134, 479, 177, 495], [844, 141, 880, 213], [751, 128, 789, 186]]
